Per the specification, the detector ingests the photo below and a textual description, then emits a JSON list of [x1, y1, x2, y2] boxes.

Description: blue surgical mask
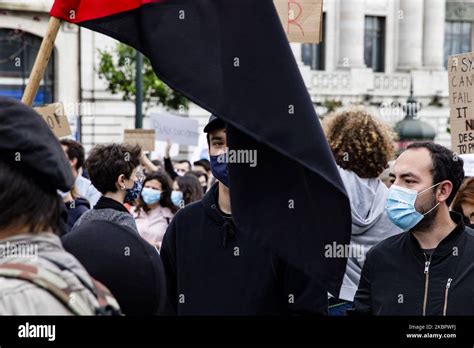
[[141, 187, 161, 205], [171, 190, 184, 206], [125, 180, 143, 204], [210, 154, 229, 187], [385, 183, 441, 231]]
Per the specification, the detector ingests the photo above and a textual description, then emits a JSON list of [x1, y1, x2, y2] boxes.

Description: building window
[[444, 21, 472, 67], [0, 29, 55, 105], [364, 16, 385, 72], [301, 13, 326, 70]]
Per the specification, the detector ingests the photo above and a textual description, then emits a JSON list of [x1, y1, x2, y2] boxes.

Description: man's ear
[[70, 157, 78, 169], [438, 180, 453, 203]]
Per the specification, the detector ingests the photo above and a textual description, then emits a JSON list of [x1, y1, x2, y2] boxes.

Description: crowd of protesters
[[1, 95, 474, 316]]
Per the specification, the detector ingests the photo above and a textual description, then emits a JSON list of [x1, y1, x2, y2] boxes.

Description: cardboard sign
[[274, 0, 324, 44], [448, 53, 474, 154], [34, 102, 72, 139], [124, 129, 156, 152], [460, 154, 474, 177], [150, 112, 199, 146]]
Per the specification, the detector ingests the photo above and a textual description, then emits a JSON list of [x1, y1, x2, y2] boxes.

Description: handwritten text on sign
[[274, 0, 324, 44], [34, 102, 72, 139], [150, 112, 199, 146], [448, 53, 474, 154]]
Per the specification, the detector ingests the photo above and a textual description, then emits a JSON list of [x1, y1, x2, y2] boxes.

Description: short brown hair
[[60, 139, 85, 171], [86, 144, 141, 194], [323, 107, 395, 178]]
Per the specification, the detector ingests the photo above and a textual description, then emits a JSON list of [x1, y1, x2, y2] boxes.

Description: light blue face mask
[[141, 187, 161, 205], [385, 183, 441, 231], [171, 190, 184, 206]]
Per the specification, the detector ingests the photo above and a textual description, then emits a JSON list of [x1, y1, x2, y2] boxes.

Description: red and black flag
[[50, 0, 351, 295]]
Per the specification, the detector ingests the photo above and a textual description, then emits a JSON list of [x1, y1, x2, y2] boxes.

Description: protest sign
[[34, 102, 72, 138], [448, 53, 474, 154], [150, 112, 199, 146], [274, 0, 324, 43], [124, 129, 156, 152]]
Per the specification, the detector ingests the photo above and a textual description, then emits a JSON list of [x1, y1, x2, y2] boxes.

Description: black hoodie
[[353, 212, 474, 315], [160, 183, 328, 315]]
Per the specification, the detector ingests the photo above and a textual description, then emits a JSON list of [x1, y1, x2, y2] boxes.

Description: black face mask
[[202, 186, 208, 194]]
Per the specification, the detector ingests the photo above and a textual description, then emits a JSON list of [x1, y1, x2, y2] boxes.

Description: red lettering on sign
[[287, 1, 304, 36]]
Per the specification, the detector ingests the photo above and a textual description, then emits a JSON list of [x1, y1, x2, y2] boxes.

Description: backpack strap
[[40, 256, 122, 316], [0, 263, 92, 315], [90, 279, 121, 315]]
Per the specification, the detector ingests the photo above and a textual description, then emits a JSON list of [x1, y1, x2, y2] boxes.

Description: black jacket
[[160, 183, 328, 315], [164, 157, 178, 181], [353, 212, 474, 315], [65, 198, 90, 231]]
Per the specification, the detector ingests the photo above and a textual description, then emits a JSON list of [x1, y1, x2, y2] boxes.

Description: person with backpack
[[0, 97, 120, 315], [72, 143, 143, 234], [134, 171, 179, 250], [63, 145, 167, 315]]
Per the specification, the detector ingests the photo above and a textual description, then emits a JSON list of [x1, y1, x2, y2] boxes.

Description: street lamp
[[394, 80, 436, 151]]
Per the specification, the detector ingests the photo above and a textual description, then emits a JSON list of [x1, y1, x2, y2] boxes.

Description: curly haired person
[[323, 106, 402, 315]]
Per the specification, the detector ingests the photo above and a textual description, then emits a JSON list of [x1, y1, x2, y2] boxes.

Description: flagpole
[[135, 50, 144, 129], [22, 17, 62, 106]]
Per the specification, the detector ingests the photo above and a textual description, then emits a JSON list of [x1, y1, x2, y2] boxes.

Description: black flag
[[51, 0, 351, 295]]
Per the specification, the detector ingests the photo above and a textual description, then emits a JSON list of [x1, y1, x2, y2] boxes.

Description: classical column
[[398, 0, 424, 70], [324, 0, 336, 71], [423, 0, 446, 70], [338, 0, 366, 69]]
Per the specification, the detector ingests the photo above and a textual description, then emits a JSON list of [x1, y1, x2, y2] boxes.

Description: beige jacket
[[0, 232, 100, 315]]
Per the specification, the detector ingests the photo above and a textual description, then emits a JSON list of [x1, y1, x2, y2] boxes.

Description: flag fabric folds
[[51, 0, 351, 295]]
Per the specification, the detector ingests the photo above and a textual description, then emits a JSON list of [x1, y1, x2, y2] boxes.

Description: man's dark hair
[[0, 160, 61, 233], [193, 159, 211, 172], [177, 160, 192, 171], [187, 170, 209, 183], [60, 139, 85, 171], [407, 141, 465, 205], [86, 144, 141, 194]]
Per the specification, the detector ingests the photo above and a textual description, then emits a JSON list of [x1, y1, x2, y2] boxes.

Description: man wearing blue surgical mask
[[160, 115, 327, 315], [352, 141, 474, 316]]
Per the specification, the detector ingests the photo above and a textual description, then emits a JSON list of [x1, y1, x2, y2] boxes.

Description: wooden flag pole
[[22, 17, 62, 106]]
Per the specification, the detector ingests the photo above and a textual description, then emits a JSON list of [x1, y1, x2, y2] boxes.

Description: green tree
[[97, 43, 188, 113]]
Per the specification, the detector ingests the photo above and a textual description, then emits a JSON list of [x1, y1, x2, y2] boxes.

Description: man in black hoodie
[[353, 141, 474, 315], [160, 116, 327, 315]]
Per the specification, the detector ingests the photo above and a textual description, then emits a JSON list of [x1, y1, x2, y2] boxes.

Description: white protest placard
[[460, 154, 474, 177], [34, 102, 72, 139], [124, 129, 156, 152], [274, 0, 324, 44], [150, 112, 199, 146], [448, 53, 474, 154]]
